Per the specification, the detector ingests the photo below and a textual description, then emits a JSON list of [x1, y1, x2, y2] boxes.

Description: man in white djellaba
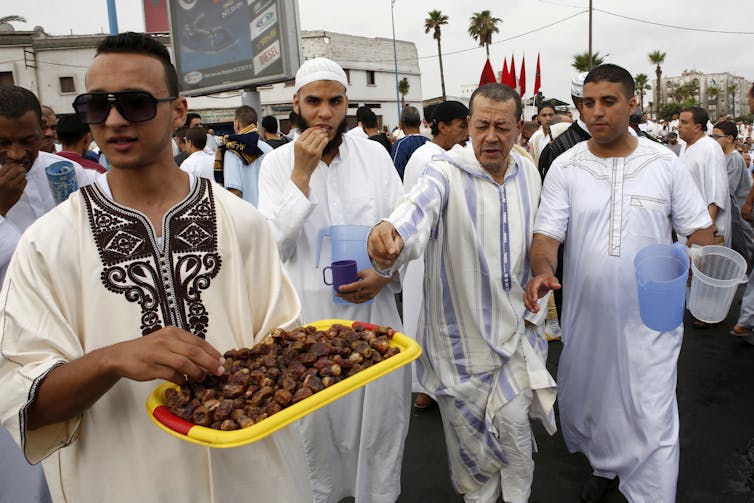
[[525, 64, 715, 503], [258, 57, 410, 503]]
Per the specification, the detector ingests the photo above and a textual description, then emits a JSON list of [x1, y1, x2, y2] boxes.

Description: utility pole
[[588, 0, 593, 71], [391, 0, 401, 129]]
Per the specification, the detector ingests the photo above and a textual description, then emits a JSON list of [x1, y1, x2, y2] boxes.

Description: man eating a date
[[0, 32, 311, 502], [258, 57, 410, 503]]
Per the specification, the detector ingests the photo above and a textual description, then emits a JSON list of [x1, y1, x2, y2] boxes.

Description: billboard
[[167, 0, 300, 96]]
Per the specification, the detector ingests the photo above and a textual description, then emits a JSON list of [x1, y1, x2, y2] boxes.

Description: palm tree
[[634, 73, 650, 111], [468, 10, 501, 59], [707, 86, 720, 121], [727, 84, 738, 117], [425, 10, 448, 101], [398, 78, 410, 107], [648, 50, 666, 118], [571, 51, 606, 72]]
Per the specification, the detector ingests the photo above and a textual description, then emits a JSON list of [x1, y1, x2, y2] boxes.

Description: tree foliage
[[425, 10, 449, 101], [468, 10, 501, 59], [571, 51, 606, 72]]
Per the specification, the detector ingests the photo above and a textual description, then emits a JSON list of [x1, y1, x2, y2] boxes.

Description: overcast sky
[[6, 0, 754, 107]]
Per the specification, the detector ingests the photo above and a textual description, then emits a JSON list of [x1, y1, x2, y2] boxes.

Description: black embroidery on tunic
[[81, 178, 221, 337]]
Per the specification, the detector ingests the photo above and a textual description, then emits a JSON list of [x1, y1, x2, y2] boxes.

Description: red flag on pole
[[479, 59, 497, 86], [501, 57, 509, 85], [510, 54, 517, 91], [519, 55, 526, 97], [533, 53, 542, 95]]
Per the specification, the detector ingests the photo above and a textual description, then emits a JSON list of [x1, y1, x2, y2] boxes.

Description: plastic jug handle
[[315, 227, 329, 268]]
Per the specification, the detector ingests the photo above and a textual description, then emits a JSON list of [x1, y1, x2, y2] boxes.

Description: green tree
[[707, 86, 720, 121], [727, 84, 738, 117], [425, 10, 449, 101], [398, 78, 410, 107], [634, 73, 650, 111], [672, 80, 700, 104], [648, 50, 666, 118], [571, 51, 606, 72], [468, 10, 501, 59], [659, 102, 684, 121]]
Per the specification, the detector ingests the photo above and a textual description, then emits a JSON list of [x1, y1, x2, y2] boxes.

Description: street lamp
[[391, 0, 401, 130]]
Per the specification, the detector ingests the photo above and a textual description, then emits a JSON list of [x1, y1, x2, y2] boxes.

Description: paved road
[[395, 289, 754, 502]]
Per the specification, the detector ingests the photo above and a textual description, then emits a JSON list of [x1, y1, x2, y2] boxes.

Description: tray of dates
[[146, 319, 421, 448]]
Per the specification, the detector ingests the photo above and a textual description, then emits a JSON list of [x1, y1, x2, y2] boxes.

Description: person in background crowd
[[665, 131, 682, 156], [525, 64, 714, 503], [218, 105, 271, 206], [56, 114, 107, 174], [362, 107, 392, 153], [678, 106, 730, 254], [180, 126, 215, 180], [346, 105, 371, 139], [285, 110, 300, 140], [369, 83, 556, 503], [260, 115, 289, 149], [729, 83, 754, 344], [0, 32, 311, 503], [258, 57, 409, 503], [185, 111, 219, 153], [40, 105, 59, 153], [528, 101, 556, 166], [711, 120, 754, 267], [390, 105, 429, 180], [173, 125, 189, 165]]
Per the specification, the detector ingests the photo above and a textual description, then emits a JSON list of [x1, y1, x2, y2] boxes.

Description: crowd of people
[[0, 30, 753, 503]]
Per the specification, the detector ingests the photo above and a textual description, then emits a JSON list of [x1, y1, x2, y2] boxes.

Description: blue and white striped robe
[[380, 145, 557, 493]]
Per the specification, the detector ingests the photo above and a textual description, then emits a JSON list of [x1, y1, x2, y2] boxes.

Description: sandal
[[729, 325, 754, 336]]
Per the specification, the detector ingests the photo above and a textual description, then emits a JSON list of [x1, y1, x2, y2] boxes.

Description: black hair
[[361, 108, 378, 129], [584, 64, 635, 99], [430, 100, 469, 136], [262, 115, 278, 134], [56, 114, 90, 144], [234, 105, 258, 127], [355, 106, 371, 123], [682, 106, 709, 132], [95, 32, 178, 97], [185, 112, 202, 127], [469, 83, 522, 121], [399, 105, 421, 128], [174, 125, 189, 141], [0, 86, 42, 122], [714, 120, 737, 138], [186, 126, 207, 150]]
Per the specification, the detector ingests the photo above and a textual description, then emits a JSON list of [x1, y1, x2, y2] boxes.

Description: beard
[[296, 115, 348, 156]]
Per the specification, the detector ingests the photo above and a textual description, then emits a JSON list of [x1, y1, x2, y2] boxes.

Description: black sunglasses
[[72, 91, 176, 125]]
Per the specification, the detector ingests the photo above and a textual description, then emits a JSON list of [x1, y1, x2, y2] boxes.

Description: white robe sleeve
[[0, 217, 22, 286], [378, 161, 449, 276], [533, 158, 570, 242], [258, 148, 317, 263], [0, 235, 83, 463], [668, 155, 714, 237]]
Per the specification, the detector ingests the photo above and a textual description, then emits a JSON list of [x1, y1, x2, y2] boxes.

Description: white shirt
[[680, 135, 731, 245], [258, 134, 410, 503], [345, 126, 368, 139], [0, 151, 95, 283], [534, 139, 711, 502], [180, 150, 215, 180]]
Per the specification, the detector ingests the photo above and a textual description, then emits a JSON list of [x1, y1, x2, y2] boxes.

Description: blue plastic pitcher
[[634, 242, 689, 331], [315, 225, 373, 304]]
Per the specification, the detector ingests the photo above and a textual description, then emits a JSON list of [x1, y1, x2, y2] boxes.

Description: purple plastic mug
[[323, 260, 358, 298]]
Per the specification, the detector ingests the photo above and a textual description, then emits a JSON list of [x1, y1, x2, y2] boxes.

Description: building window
[[0, 72, 14, 87], [366, 70, 375, 86], [284, 79, 295, 87], [59, 76, 75, 94], [344, 69, 350, 84]]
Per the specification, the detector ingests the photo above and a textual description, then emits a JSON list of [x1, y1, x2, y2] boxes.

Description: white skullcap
[[294, 57, 348, 93], [571, 71, 588, 98]]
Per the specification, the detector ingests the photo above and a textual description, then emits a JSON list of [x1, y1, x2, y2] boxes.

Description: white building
[[0, 28, 421, 132], [658, 70, 752, 120]]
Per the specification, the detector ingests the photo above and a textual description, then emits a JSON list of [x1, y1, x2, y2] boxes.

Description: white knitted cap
[[294, 57, 348, 93], [571, 72, 588, 98]]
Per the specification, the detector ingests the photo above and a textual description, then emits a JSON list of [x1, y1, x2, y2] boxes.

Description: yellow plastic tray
[[146, 319, 421, 448]]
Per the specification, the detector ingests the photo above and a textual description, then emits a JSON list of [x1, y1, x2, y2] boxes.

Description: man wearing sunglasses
[[0, 32, 311, 502]]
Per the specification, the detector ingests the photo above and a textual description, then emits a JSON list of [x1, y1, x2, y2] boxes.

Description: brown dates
[[165, 323, 401, 430]]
